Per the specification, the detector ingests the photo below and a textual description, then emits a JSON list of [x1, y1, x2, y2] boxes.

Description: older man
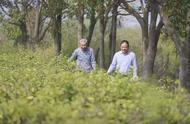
[[107, 40, 138, 80], [68, 38, 96, 72]]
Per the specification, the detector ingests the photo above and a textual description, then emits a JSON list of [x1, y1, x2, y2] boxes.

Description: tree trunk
[[14, 21, 28, 47], [143, 39, 158, 77], [99, 16, 105, 68], [97, 0, 111, 68], [87, 8, 97, 46], [53, 14, 62, 56], [142, 2, 163, 78], [179, 46, 190, 91], [161, 4, 190, 91], [168, 25, 190, 91], [77, 1, 84, 43], [29, 0, 40, 50], [33, 0, 40, 43], [141, 24, 149, 77], [121, 0, 163, 78], [174, 37, 190, 91], [109, 2, 118, 64], [20, 23, 28, 46]]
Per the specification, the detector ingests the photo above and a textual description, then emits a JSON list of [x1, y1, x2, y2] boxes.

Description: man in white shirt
[[107, 40, 138, 80]]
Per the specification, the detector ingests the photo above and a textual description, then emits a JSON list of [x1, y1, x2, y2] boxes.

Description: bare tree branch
[[0, 4, 10, 17], [140, 0, 146, 12], [14, 0, 20, 12], [127, 0, 136, 2], [156, 18, 164, 32], [120, 0, 144, 26], [39, 22, 50, 42], [8, 21, 20, 26], [165, 25, 182, 53]]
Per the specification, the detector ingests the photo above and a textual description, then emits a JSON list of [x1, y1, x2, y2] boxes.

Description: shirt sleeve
[[107, 54, 117, 74], [132, 53, 138, 77], [68, 49, 77, 62], [90, 49, 96, 69]]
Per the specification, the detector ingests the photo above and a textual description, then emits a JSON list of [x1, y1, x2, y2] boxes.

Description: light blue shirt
[[69, 47, 96, 72], [107, 51, 137, 77]]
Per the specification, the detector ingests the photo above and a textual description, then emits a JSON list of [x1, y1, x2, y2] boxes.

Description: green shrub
[[0, 44, 190, 124]]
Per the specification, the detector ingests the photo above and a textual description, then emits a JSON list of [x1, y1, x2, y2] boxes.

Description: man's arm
[[107, 54, 117, 74], [68, 49, 77, 62]]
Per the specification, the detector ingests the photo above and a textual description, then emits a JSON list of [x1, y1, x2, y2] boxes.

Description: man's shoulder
[[129, 51, 136, 56], [115, 51, 122, 55], [88, 47, 94, 52], [74, 48, 81, 52]]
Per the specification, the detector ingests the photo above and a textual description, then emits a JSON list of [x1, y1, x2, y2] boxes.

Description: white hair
[[79, 38, 87, 44]]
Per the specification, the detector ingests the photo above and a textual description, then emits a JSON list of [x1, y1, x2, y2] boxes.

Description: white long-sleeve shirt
[[107, 51, 137, 77]]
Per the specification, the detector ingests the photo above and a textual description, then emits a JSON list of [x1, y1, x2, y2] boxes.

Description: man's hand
[[132, 75, 138, 81]]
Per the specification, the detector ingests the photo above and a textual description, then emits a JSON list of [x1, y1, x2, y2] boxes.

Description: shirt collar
[[120, 50, 130, 55]]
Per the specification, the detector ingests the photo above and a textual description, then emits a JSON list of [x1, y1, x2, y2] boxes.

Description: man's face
[[80, 42, 87, 50], [120, 42, 129, 54]]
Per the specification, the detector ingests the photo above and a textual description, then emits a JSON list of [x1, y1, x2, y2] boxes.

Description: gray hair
[[79, 38, 87, 44]]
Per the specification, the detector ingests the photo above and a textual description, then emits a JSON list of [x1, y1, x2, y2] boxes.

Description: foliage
[[0, 43, 190, 124], [155, 34, 178, 77], [61, 19, 78, 56], [0, 0, 24, 40], [45, 0, 68, 17], [0, 22, 20, 41], [163, 0, 190, 37]]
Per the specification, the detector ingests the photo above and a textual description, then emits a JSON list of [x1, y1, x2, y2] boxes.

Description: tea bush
[[0, 44, 190, 124]]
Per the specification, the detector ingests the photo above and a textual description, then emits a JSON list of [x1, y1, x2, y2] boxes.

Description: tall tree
[[28, 0, 50, 50], [66, 0, 98, 46], [0, 0, 50, 48], [48, 0, 62, 56], [0, 0, 30, 47], [161, 0, 190, 91], [76, 0, 85, 42], [53, 13, 62, 56], [46, 0, 68, 56], [97, 0, 114, 68], [109, 0, 119, 64], [120, 0, 164, 78], [86, 0, 98, 46]]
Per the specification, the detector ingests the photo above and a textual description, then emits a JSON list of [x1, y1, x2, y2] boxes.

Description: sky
[[117, 0, 141, 28], [119, 15, 140, 28]]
